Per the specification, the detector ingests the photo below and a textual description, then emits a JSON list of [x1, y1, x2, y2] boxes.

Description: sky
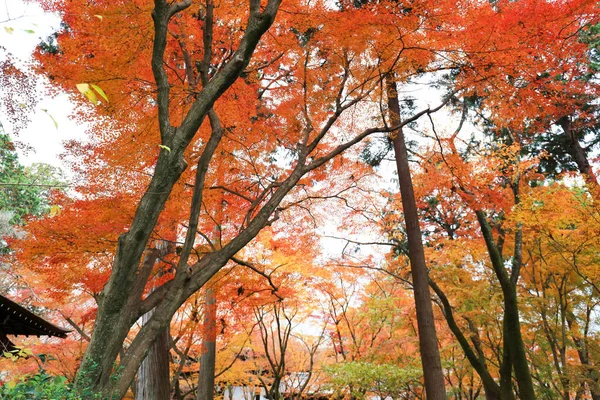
[[1, 0, 83, 168]]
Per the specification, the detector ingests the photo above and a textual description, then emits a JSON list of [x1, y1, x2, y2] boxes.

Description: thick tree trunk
[[73, 2, 282, 397], [502, 286, 534, 399], [135, 312, 171, 400], [197, 288, 217, 400], [387, 79, 447, 399], [499, 321, 515, 400]]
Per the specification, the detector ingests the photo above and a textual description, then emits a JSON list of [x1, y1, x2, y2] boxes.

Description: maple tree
[[3, 0, 600, 398], [12, 0, 450, 396]]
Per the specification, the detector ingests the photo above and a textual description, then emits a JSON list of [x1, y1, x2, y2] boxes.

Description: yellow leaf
[[22, 348, 34, 356], [49, 205, 61, 217], [91, 83, 109, 103], [159, 145, 171, 153], [84, 89, 98, 104], [76, 83, 90, 94], [4, 26, 14, 34], [94, 15, 103, 20]]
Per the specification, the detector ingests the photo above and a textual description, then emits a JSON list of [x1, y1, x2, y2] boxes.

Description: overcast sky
[[1, 0, 82, 169]]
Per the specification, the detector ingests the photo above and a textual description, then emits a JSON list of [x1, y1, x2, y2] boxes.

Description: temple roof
[[0, 294, 69, 338]]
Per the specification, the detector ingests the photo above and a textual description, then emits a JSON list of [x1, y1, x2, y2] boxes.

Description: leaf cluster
[[324, 361, 422, 399]]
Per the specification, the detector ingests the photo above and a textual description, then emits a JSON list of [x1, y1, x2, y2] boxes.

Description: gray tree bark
[[197, 288, 217, 400]]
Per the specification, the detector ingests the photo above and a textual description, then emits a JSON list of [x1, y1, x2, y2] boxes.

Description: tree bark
[[135, 314, 171, 400], [475, 212, 535, 400], [197, 287, 217, 400], [74, 1, 283, 396], [135, 241, 173, 400], [387, 79, 447, 399], [429, 280, 501, 400], [557, 116, 599, 187]]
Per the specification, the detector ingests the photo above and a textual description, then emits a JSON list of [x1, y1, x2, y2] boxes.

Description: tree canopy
[[1, 0, 600, 399]]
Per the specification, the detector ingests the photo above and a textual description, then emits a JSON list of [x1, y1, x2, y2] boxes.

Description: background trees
[[2, 0, 600, 399]]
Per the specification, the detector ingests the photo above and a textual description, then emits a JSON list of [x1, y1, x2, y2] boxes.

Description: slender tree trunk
[[557, 117, 600, 400], [557, 117, 599, 187], [475, 212, 535, 400], [568, 315, 600, 400], [197, 287, 217, 400], [387, 79, 447, 399], [429, 280, 501, 400]]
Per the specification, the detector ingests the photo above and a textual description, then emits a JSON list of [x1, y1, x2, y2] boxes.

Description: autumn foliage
[[1, 0, 600, 399]]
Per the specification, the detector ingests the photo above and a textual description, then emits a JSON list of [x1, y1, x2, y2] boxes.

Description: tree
[[516, 184, 600, 399], [7, 0, 599, 398], [0, 128, 63, 230], [15, 0, 450, 395], [387, 78, 447, 400]]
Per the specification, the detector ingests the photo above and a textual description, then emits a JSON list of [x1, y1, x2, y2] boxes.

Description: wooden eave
[[0, 294, 69, 338]]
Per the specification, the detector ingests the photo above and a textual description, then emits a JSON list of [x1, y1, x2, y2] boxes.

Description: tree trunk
[[73, 2, 282, 396], [475, 212, 535, 400], [197, 287, 217, 400], [499, 322, 514, 400], [387, 79, 447, 399], [429, 280, 501, 400], [135, 241, 173, 400], [557, 117, 599, 187], [135, 312, 171, 400], [557, 117, 600, 400]]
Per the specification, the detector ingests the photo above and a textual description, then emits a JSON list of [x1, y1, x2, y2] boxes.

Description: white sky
[[1, 0, 82, 168]]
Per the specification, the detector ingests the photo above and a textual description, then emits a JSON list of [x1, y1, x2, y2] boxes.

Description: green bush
[[0, 371, 73, 400]]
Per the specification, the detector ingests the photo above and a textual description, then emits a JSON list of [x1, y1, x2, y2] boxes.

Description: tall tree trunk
[[499, 321, 515, 400], [74, 1, 282, 395], [557, 117, 600, 400], [136, 240, 173, 400], [135, 313, 171, 400], [197, 287, 217, 400], [387, 79, 447, 399]]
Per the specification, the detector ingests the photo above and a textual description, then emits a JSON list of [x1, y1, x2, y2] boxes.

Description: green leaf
[[159, 145, 171, 153], [90, 83, 109, 103], [24, 29, 35, 34]]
